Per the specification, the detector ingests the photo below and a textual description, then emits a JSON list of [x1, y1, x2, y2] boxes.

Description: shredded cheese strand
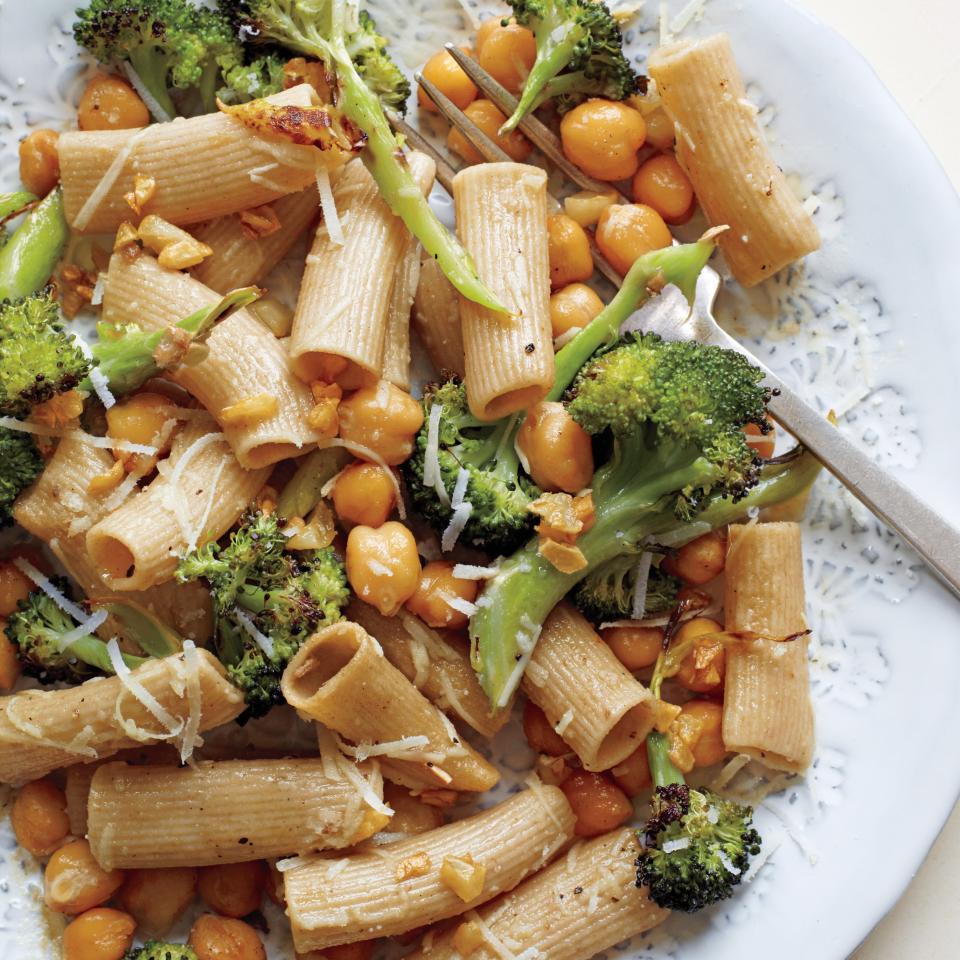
[[179, 640, 203, 764], [316, 164, 345, 246], [74, 128, 150, 231], [13, 557, 88, 621], [107, 640, 185, 742], [233, 607, 275, 659]]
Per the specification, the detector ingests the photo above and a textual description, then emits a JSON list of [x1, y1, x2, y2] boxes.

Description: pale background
[[797, 1, 960, 957]]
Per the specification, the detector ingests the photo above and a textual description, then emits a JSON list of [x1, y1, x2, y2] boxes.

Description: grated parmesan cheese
[[669, 0, 707, 34], [554, 708, 574, 736], [178, 640, 203, 763], [336, 734, 433, 763], [13, 557, 88, 621], [630, 551, 653, 620], [233, 607, 274, 659], [121, 62, 173, 122], [55, 609, 109, 653], [74, 127, 150, 231], [423, 403, 450, 508], [316, 164, 345, 246], [73, 333, 116, 410], [0, 418, 157, 455], [441, 503, 473, 553], [451, 563, 498, 580], [107, 639, 185, 743], [444, 594, 477, 618]]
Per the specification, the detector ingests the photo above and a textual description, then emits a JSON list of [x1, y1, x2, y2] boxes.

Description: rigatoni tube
[[382, 240, 422, 390], [413, 254, 466, 378]]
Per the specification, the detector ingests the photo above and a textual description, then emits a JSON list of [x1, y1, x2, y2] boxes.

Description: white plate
[[2, 1, 960, 958]]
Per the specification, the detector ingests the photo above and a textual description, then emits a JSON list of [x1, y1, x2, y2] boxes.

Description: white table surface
[[794, 1, 960, 958]]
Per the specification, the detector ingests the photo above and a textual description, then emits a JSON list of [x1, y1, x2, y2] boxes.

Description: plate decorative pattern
[[1, 1, 958, 958]]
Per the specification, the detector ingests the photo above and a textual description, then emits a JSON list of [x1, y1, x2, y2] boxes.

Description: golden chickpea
[[0, 630, 21, 690], [382, 782, 445, 835], [62, 908, 136, 960], [447, 98, 533, 164], [338, 382, 424, 466], [11, 779, 70, 858], [522, 700, 568, 756], [681, 699, 726, 767], [662, 530, 726, 585], [517, 401, 594, 494], [547, 214, 593, 289], [0, 558, 34, 617], [475, 16, 509, 55], [45, 839, 125, 915], [643, 108, 675, 150], [744, 420, 776, 459], [674, 617, 725, 694], [331, 461, 397, 528], [197, 861, 265, 919], [560, 100, 646, 181], [418, 48, 478, 112], [18, 129, 60, 196], [595, 203, 673, 276], [405, 560, 479, 629], [560, 771, 632, 837], [602, 625, 663, 671], [346, 522, 422, 616], [610, 744, 652, 796], [77, 73, 149, 131], [189, 914, 266, 960], [631, 153, 695, 225], [549, 283, 604, 339], [105, 392, 177, 453], [477, 22, 536, 95], [119, 867, 197, 937]]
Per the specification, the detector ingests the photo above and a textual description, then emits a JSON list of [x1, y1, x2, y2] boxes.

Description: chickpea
[[418, 48, 478, 112], [595, 203, 673, 276], [197, 861, 266, 918], [62, 908, 136, 960], [11, 779, 70, 858], [119, 867, 197, 937], [560, 100, 646, 181], [325, 944, 376, 960], [332, 461, 397, 527], [18, 129, 60, 197], [546, 213, 593, 289], [744, 420, 776, 460], [44, 839, 125, 915], [77, 73, 149, 131], [643, 108, 675, 151], [610, 744, 652, 796], [522, 700, 568, 756], [0, 630, 21, 690], [346, 522, 422, 617], [675, 617, 725, 694], [447, 99, 533, 165], [105, 392, 177, 453], [681, 699, 726, 767], [338, 382, 424, 466], [602, 625, 663, 671], [662, 530, 726, 585], [477, 22, 536, 95], [383, 782, 445, 835], [475, 15, 508, 54], [405, 560, 479, 629], [0, 558, 34, 617], [632, 154, 695, 225], [189, 914, 266, 960], [517, 401, 594, 494], [549, 283, 604, 339], [560, 771, 632, 837]]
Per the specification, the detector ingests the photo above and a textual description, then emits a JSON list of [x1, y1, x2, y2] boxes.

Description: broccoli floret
[[218, 50, 287, 102], [571, 555, 680, 623], [0, 291, 91, 416], [0, 429, 44, 526], [6, 580, 146, 684], [345, 10, 412, 113], [501, 0, 640, 132], [636, 731, 761, 912], [405, 379, 540, 555], [177, 509, 349, 719], [124, 942, 199, 960]]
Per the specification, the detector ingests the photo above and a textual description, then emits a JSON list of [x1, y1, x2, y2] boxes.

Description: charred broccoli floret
[[0, 429, 44, 526], [124, 943, 199, 960], [571, 555, 680, 623]]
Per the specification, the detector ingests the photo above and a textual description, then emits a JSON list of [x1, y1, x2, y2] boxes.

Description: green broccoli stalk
[[177, 509, 349, 719], [275, 445, 351, 520], [84, 286, 260, 396], [501, 0, 639, 133], [571, 555, 680, 624], [636, 730, 761, 912], [224, 0, 506, 313], [405, 380, 540, 555], [0, 191, 37, 223], [124, 942, 199, 960], [0, 290, 91, 416], [0, 429, 44, 526], [0, 188, 69, 303], [6, 581, 147, 684]]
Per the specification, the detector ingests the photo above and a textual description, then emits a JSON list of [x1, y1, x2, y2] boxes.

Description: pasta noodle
[[412, 254, 466, 378], [453, 163, 554, 419], [382, 240, 422, 390]]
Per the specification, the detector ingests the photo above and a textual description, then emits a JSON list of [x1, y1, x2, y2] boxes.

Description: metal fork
[[405, 54, 960, 599]]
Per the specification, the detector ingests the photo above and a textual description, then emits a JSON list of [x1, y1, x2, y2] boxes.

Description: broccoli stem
[[0, 188, 68, 302], [0, 191, 37, 222], [65, 635, 147, 674], [127, 45, 178, 119], [647, 731, 685, 788], [548, 240, 715, 401], [276, 446, 352, 519]]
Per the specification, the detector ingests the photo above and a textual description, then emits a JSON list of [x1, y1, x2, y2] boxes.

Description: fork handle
[[767, 377, 960, 599]]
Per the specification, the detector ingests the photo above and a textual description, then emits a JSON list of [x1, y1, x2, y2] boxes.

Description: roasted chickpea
[[383, 783, 445, 835], [105, 392, 177, 453], [405, 560, 479, 629], [62, 908, 136, 960], [475, 15, 508, 54], [0, 558, 34, 617], [744, 420, 776, 459], [602, 625, 663, 671], [418, 48, 478, 112], [18, 129, 60, 196], [197, 861, 266, 919], [560, 771, 633, 837], [338, 383, 424, 466], [517, 401, 594, 494], [0, 629, 21, 690], [45, 839, 125, 915], [682, 699, 726, 767], [643, 108, 675, 150], [119, 867, 197, 937], [522, 700, 568, 756], [662, 530, 726, 585], [189, 914, 266, 960], [331, 461, 397, 527], [560, 99, 646, 181], [631, 153, 695, 225], [595, 203, 673, 276], [346, 522, 422, 616], [11, 778, 70, 857], [549, 283, 604, 339], [674, 617, 725, 694], [78, 73, 149, 131], [323, 945, 376, 960], [610, 744, 652, 796], [477, 22, 536, 95], [547, 214, 593, 289], [447, 99, 533, 164]]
